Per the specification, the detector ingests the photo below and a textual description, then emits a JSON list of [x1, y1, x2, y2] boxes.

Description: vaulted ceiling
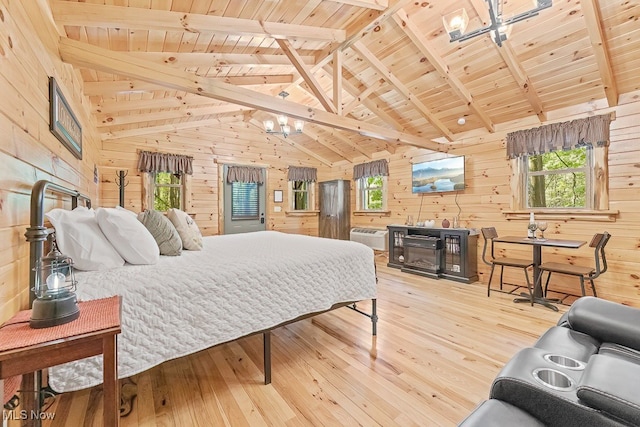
[[52, 0, 640, 164]]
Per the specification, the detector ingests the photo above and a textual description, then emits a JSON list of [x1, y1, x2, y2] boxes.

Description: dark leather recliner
[[459, 297, 640, 426]]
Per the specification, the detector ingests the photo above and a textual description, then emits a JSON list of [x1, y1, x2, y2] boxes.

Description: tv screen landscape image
[[412, 156, 465, 194]]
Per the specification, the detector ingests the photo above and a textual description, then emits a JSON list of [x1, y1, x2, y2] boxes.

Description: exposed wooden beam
[[247, 119, 334, 166], [322, 67, 397, 153], [315, 0, 414, 62], [101, 118, 227, 140], [94, 96, 218, 115], [320, 128, 372, 159], [333, 51, 343, 115], [342, 80, 383, 115], [496, 42, 547, 121], [51, 1, 346, 42], [328, 0, 388, 11], [581, 0, 618, 107], [59, 38, 444, 151], [128, 52, 315, 68], [351, 41, 454, 141], [302, 127, 353, 162], [97, 105, 253, 128], [327, 65, 403, 133], [219, 75, 294, 86], [276, 39, 336, 113], [85, 75, 293, 96], [466, 2, 547, 122], [393, 10, 494, 133], [84, 80, 160, 96]]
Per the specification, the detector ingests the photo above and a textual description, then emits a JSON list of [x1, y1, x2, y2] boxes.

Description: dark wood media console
[[387, 225, 478, 283]]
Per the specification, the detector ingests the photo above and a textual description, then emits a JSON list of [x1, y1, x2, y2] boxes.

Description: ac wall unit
[[349, 228, 389, 251]]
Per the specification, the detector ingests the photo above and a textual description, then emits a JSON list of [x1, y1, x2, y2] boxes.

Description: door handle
[[260, 213, 265, 224]]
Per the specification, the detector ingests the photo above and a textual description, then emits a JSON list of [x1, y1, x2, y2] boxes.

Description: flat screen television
[[411, 156, 465, 194]]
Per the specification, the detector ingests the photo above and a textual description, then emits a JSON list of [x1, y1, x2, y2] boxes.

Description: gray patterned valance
[[226, 166, 264, 184], [287, 166, 317, 182], [353, 159, 389, 180], [506, 114, 611, 159], [138, 150, 193, 175]]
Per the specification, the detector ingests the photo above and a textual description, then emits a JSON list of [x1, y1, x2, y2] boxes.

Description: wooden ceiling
[[51, 0, 640, 163]]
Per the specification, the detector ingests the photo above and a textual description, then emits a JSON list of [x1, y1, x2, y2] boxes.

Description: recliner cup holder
[[544, 354, 586, 370], [532, 368, 574, 391]]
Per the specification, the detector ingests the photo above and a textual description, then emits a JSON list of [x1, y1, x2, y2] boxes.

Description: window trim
[[524, 147, 593, 210], [288, 180, 316, 211], [356, 175, 388, 212], [142, 171, 191, 212], [505, 145, 617, 222]]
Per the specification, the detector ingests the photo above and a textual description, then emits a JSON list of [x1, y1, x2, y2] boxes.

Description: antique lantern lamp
[[30, 233, 80, 328]]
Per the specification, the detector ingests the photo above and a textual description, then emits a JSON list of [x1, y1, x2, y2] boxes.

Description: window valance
[[137, 150, 193, 175], [353, 159, 389, 180], [226, 166, 264, 184], [287, 166, 317, 182], [506, 114, 611, 159]]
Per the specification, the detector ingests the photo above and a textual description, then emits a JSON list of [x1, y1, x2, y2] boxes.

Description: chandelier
[[443, 0, 552, 47], [263, 91, 304, 138]]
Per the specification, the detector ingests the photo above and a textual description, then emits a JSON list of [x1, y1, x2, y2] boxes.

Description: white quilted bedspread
[[48, 231, 376, 392]]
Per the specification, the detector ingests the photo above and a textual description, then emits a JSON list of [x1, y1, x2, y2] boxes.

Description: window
[[525, 147, 592, 209], [231, 182, 259, 219], [358, 176, 387, 211], [151, 172, 184, 211], [290, 180, 315, 211]]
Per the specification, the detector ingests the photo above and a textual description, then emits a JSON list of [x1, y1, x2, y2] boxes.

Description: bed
[[24, 181, 378, 396]]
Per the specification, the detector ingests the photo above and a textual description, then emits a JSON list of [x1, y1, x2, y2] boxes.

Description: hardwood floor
[[43, 259, 564, 426]]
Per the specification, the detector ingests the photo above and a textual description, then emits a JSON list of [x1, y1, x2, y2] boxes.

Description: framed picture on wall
[[49, 77, 83, 160]]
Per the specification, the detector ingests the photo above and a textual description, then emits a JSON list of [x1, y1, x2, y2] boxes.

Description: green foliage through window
[[292, 181, 309, 210], [153, 172, 183, 211], [526, 147, 590, 208], [361, 176, 384, 210]]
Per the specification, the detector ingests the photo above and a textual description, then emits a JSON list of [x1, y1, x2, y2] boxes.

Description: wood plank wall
[[0, 0, 101, 323], [323, 93, 640, 308], [99, 121, 326, 236]]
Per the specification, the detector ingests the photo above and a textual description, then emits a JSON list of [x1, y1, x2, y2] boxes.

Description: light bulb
[[449, 15, 464, 30], [263, 120, 274, 132], [46, 272, 66, 291]]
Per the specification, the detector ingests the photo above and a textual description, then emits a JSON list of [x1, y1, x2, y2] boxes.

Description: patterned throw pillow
[[167, 208, 203, 251], [138, 210, 182, 256]]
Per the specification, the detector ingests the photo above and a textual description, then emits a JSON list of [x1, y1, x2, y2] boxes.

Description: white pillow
[[115, 205, 137, 216], [167, 208, 203, 250], [45, 207, 125, 271], [96, 208, 159, 265]]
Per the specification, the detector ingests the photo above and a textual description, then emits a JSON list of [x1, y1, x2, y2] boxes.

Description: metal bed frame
[[23, 179, 378, 415]]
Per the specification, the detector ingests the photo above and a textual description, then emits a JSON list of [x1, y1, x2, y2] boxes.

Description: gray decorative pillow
[[138, 210, 182, 256]]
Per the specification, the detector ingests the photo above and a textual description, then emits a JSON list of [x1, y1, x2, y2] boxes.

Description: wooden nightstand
[[0, 296, 122, 427]]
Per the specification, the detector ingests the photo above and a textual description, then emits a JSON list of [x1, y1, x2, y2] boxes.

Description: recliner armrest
[[564, 297, 640, 351], [577, 354, 640, 426]]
